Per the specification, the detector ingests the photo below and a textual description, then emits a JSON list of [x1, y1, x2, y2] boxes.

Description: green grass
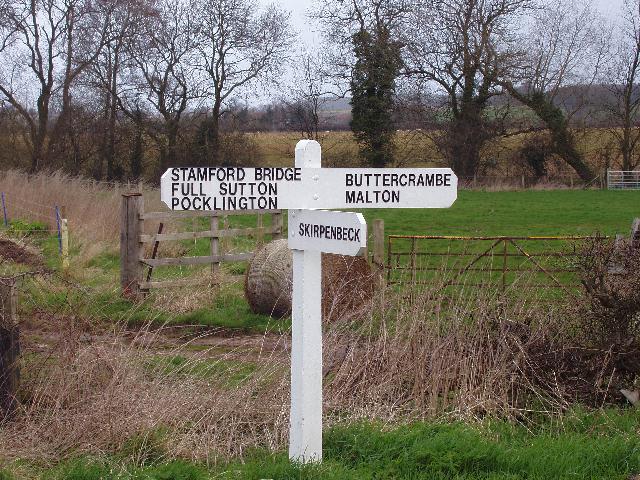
[[5, 409, 640, 479], [362, 190, 639, 296], [9, 190, 640, 331], [23, 281, 285, 332], [361, 190, 639, 237], [144, 354, 257, 387]]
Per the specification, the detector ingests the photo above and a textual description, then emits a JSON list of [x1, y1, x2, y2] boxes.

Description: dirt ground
[[0, 238, 46, 268]]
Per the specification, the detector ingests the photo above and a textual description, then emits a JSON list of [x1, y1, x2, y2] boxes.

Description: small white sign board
[[161, 167, 457, 210], [288, 209, 366, 256]]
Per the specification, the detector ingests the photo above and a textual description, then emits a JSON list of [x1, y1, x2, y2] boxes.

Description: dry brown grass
[[0, 170, 164, 250], [0, 272, 586, 464], [324, 285, 571, 422], [2, 318, 291, 463]]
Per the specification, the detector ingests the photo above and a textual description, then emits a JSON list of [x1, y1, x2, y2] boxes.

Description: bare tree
[[0, 0, 108, 171], [89, 0, 150, 180], [129, 0, 201, 175], [404, 0, 530, 178], [195, 0, 292, 165], [282, 50, 333, 141], [497, 0, 607, 181], [603, 0, 640, 172]]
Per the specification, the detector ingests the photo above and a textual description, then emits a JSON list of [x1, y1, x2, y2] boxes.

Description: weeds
[[1, 269, 629, 465]]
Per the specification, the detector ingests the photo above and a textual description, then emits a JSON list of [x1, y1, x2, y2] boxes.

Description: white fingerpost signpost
[[289, 140, 323, 463], [160, 139, 458, 464]]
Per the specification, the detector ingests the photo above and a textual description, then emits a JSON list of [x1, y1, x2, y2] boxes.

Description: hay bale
[[244, 239, 375, 321], [244, 239, 292, 318]]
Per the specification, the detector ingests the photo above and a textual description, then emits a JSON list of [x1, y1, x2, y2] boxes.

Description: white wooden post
[[61, 218, 69, 270], [289, 140, 323, 463]]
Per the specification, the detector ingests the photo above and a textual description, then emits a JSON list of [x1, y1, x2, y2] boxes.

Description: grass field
[[361, 190, 639, 237], [3, 409, 639, 479], [5, 189, 637, 330]]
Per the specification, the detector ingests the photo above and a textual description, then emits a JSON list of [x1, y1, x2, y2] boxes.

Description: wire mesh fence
[[386, 235, 606, 301]]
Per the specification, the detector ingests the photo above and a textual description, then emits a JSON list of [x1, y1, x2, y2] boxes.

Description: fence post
[[61, 218, 69, 271], [0, 281, 19, 419], [372, 219, 385, 287], [222, 215, 229, 252], [410, 237, 417, 284], [120, 193, 144, 299], [272, 211, 284, 240], [257, 213, 264, 245], [211, 215, 219, 278], [1, 193, 7, 227], [502, 239, 508, 292], [56, 205, 67, 257], [521, 175, 525, 189]]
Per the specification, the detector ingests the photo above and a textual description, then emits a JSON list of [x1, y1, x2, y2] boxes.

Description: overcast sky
[[270, 0, 625, 47], [248, 0, 625, 104]]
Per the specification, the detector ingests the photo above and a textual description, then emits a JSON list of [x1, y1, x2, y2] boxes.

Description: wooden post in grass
[[257, 213, 264, 245], [0, 281, 19, 419], [372, 219, 385, 288], [210, 215, 219, 278], [60, 206, 69, 271], [631, 218, 640, 249], [120, 193, 144, 299], [272, 211, 283, 240], [222, 215, 229, 252], [1, 193, 8, 227]]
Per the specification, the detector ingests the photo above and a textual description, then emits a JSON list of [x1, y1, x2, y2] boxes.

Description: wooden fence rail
[[120, 193, 283, 298]]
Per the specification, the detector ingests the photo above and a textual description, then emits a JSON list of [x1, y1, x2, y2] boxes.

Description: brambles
[[577, 238, 640, 346]]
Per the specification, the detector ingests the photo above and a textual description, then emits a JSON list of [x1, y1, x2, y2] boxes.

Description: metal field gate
[[607, 170, 640, 189], [386, 235, 605, 299]]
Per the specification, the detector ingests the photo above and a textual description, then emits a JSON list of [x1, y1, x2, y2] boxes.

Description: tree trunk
[[30, 134, 45, 173], [30, 92, 50, 173], [621, 103, 633, 171], [446, 103, 485, 178], [210, 105, 220, 166], [506, 86, 595, 182], [165, 122, 179, 170], [106, 93, 117, 180]]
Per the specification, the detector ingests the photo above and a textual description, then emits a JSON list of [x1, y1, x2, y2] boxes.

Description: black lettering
[[346, 191, 357, 203]]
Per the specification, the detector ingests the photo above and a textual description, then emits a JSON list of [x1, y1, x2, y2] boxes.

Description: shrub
[[7, 219, 48, 237]]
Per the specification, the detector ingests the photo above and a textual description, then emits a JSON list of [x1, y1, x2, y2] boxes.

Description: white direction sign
[[161, 167, 457, 210], [288, 209, 366, 256], [157, 140, 458, 465]]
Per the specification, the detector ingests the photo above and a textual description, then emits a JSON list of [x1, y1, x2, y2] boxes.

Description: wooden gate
[[120, 193, 283, 298]]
